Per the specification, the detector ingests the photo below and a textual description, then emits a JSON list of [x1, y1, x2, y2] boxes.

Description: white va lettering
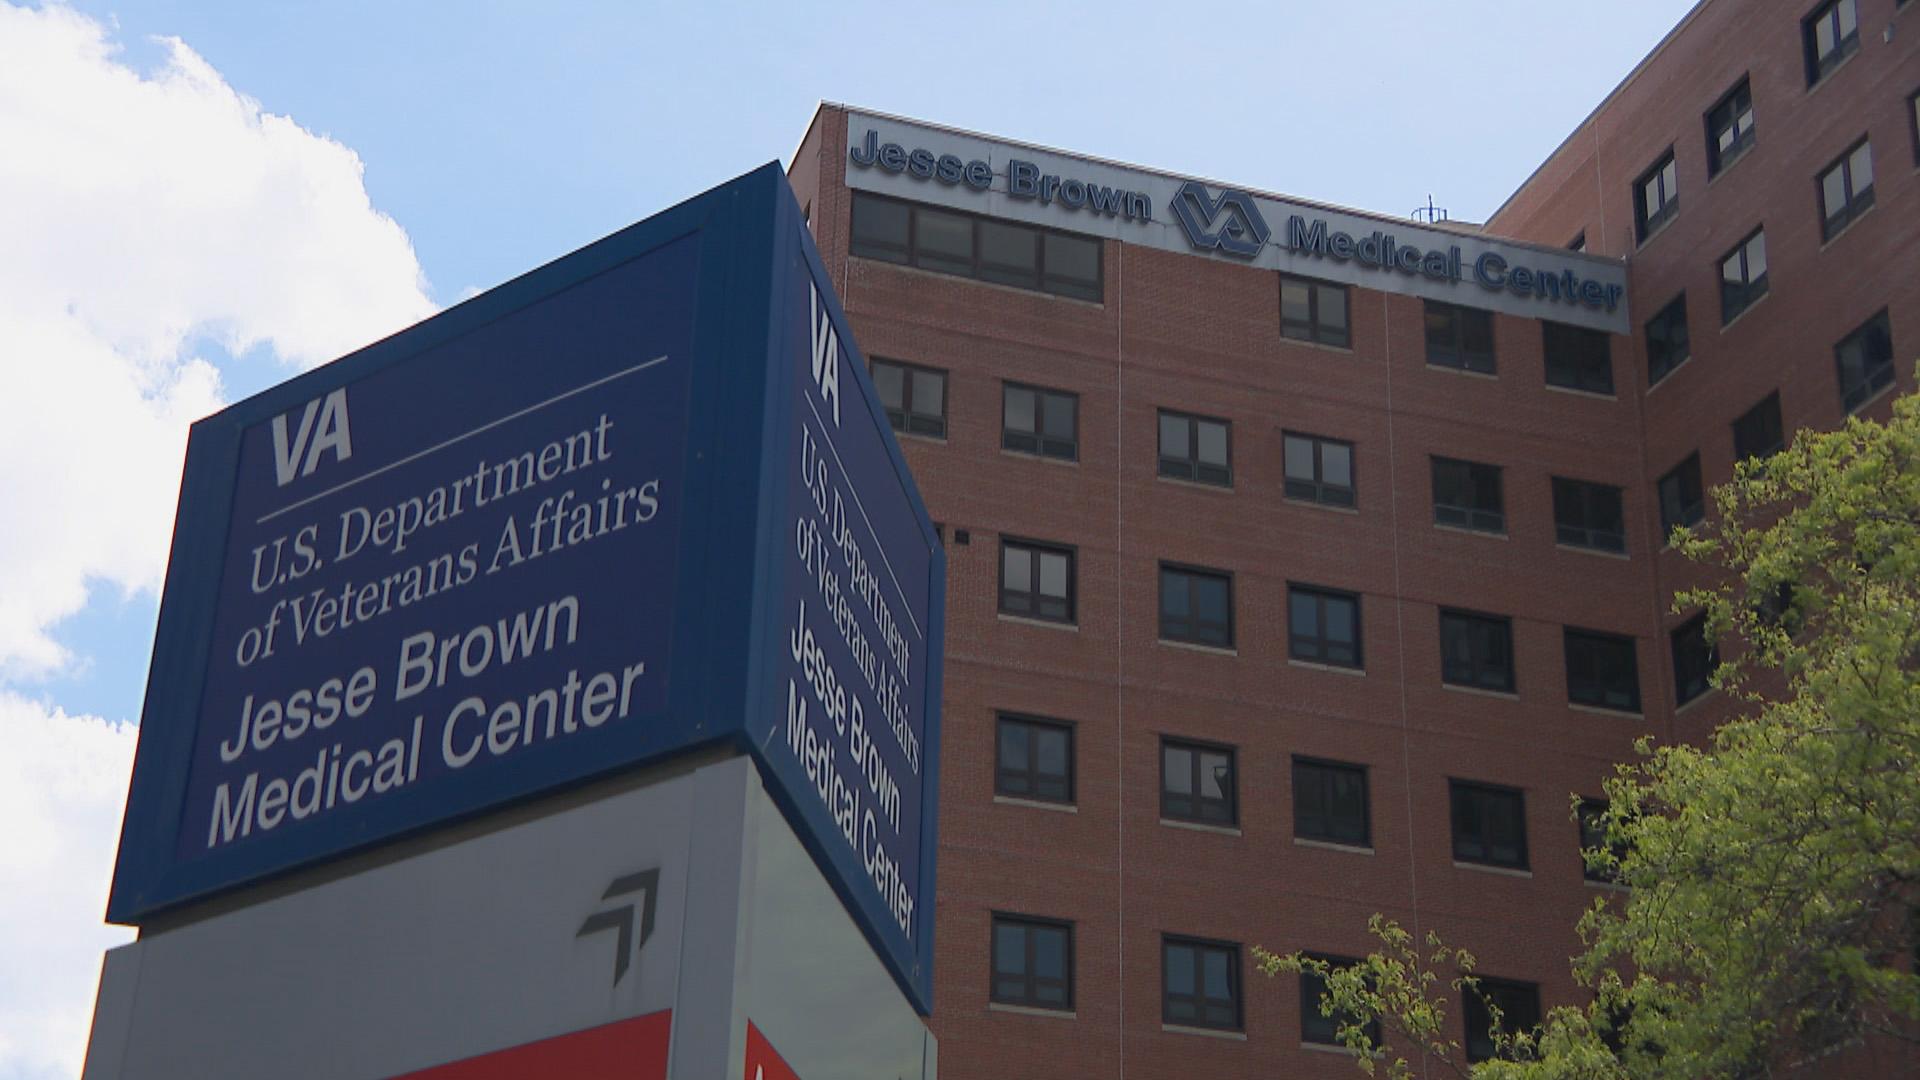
[[808, 283, 840, 427], [271, 388, 354, 486]]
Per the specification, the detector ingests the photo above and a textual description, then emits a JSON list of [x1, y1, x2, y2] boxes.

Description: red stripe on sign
[[743, 1021, 802, 1080], [393, 1010, 671, 1079]]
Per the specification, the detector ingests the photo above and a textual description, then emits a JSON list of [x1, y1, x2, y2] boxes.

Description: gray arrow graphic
[[576, 868, 659, 986]]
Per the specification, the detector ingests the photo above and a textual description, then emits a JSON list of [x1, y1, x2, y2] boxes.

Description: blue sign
[[110, 164, 945, 1013], [1169, 181, 1269, 258]]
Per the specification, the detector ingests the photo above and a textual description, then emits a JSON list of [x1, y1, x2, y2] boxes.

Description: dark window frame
[[1564, 627, 1643, 713], [1002, 381, 1079, 461], [1817, 137, 1875, 241], [1431, 456, 1506, 534], [1440, 608, 1517, 694], [1464, 976, 1544, 1063], [1657, 453, 1705, 538], [995, 713, 1075, 804], [1836, 309, 1895, 413], [1158, 562, 1235, 649], [1552, 476, 1627, 553], [1633, 150, 1680, 242], [1162, 935, 1243, 1031], [1732, 391, 1784, 461], [999, 537, 1076, 624], [991, 913, 1075, 1011], [1671, 613, 1717, 706], [1299, 954, 1383, 1045], [1719, 228, 1769, 325], [1292, 756, 1372, 848], [1157, 408, 1232, 486], [1450, 779, 1530, 870], [1280, 273, 1352, 348], [1645, 293, 1691, 385], [1705, 78, 1757, 177], [1910, 89, 1920, 167], [1283, 430, 1356, 507], [1542, 321, 1614, 395], [849, 189, 1102, 301], [1803, 0, 1860, 86], [1161, 736, 1238, 827], [1289, 583, 1364, 669], [869, 356, 948, 439], [1577, 798, 1625, 884], [1424, 300, 1497, 374]]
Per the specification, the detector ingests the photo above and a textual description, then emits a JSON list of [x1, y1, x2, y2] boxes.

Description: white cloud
[[0, 6, 437, 1076], [0, 1, 436, 680], [0, 694, 138, 1080]]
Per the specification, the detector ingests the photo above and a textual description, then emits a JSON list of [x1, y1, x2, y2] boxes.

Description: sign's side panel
[[746, 182, 944, 1013], [109, 163, 796, 922], [735, 765, 933, 1080], [88, 770, 697, 1079]]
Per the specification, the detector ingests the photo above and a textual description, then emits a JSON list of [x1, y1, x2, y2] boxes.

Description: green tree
[[1259, 383, 1920, 1078]]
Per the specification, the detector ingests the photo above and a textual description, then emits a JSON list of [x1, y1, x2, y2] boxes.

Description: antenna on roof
[[1411, 195, 1449, 224]]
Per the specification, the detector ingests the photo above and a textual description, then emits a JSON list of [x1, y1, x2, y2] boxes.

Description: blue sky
[[0, 1, 1697, 1075]]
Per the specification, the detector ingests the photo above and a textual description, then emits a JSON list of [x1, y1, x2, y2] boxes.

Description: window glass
[[1043, 233, 1102, 301], [1300, 957, 1382, 1045], [1450, 781, 1528, 869], [1543, 322, 1614, 395], [1804, 0, 1860, 84], [1432, 457, 1505, 533], [1634, 151, 1679, 241], [849, 191, 1101, 300], [1465, 978, 1543, 1063], [992, 916, 1073, 1010], [1284, 432, 1356, 507], [1835, 310, 1894, 412], [1565, 628, 1642, 712], [1645, 294, 1690, 385], [1440, 609, 1516, 693], [1425, 301, 1497, 373], [1000, 539, 1074, 623], [1657, 454, 1704, 537], [977, 219, 1038, 288], [1671, 614, 1717, 706], [1706, 79, 1756, 175], [1158, 411, 1232, 485], [1719, 229, 1768, 324], [914, 207, 973, 274], [849, 194, 910, 262], [1162, 739, 1235, 825], [1290, 585, 1362, 668], [870, 358, 947, 437], [996, 715, 1073, 802], [1732, 392, 1784, 460], [1280, 274, 1352, 348], [1819, 139, 1875, 240], [1163, 938, 1241, 1030], [1293, 758, 1370, 847], [1003, 383, 1077, 459]]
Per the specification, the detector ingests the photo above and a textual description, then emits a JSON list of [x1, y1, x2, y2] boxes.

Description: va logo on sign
[[1170, 182, 1270, 259]]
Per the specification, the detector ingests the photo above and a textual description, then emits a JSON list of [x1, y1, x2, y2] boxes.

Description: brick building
[[786, 0, 1917, 1074]]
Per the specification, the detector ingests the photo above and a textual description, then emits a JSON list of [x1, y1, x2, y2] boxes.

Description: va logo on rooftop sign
[[1170, 182, 1269, 258]]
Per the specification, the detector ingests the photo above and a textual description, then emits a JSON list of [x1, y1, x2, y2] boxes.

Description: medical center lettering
[[201, 392, 672, 853], [780, 282, 922, 939], [1284, 215, 1624, 312]]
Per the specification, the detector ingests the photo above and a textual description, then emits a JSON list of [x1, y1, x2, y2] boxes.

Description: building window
[[1552, 477, 1626, 553], [1425, 301, 1496, 374], [1000, 538, 1074, 623], [1289, 584, 1362, 669], [1567, 231, 1586, 253], [1803, 0, 1859, 86], [1542, 321, 1614, 394], [1431, 456, 1505, 533], [992, 915, 1073, 1010], [1158, 410, 1231, 486], [1280, 274, 1351, 347], [1577, 798, 1618, 883], [869, 358, 946, 438], [1300, 956, 1382, 1045], [1162, 738, 1236, 825], [1440, 609, 1516, 693], [1283, 432, 1355, 507], [996, 714, 1073, 804], [1293, 757, 1371, 847], [1163, 937, 1241, 1030], [1645, 294, 1691, 385], [1159, 563, 1234, 648], [1671, 614, 1717, 706], [1464, 977, 1543, 1062], [1818, 139, 1875, 240], [1003, 382, 1077, 460], [1836, 309, 1895, 413], [1450, 780, 1528, 869], [1911, 89, 1920, 166], [849, 190, 1101, 301], [1657, 453, 1705, 537], [1732, 391, 1784, 461], [1633, 150, 1680, 242], [1706, 78, 1757, 176], [1564, 628, 1642, 713], [1719, 229, 1768, 324]]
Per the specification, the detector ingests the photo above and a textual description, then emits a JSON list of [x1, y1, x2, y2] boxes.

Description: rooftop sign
[[843, 111, 1630, 334], [109, 164, 944, 1013]]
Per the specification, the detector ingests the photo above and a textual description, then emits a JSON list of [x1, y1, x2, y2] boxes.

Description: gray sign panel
[[843, 109, 1630, 334]]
